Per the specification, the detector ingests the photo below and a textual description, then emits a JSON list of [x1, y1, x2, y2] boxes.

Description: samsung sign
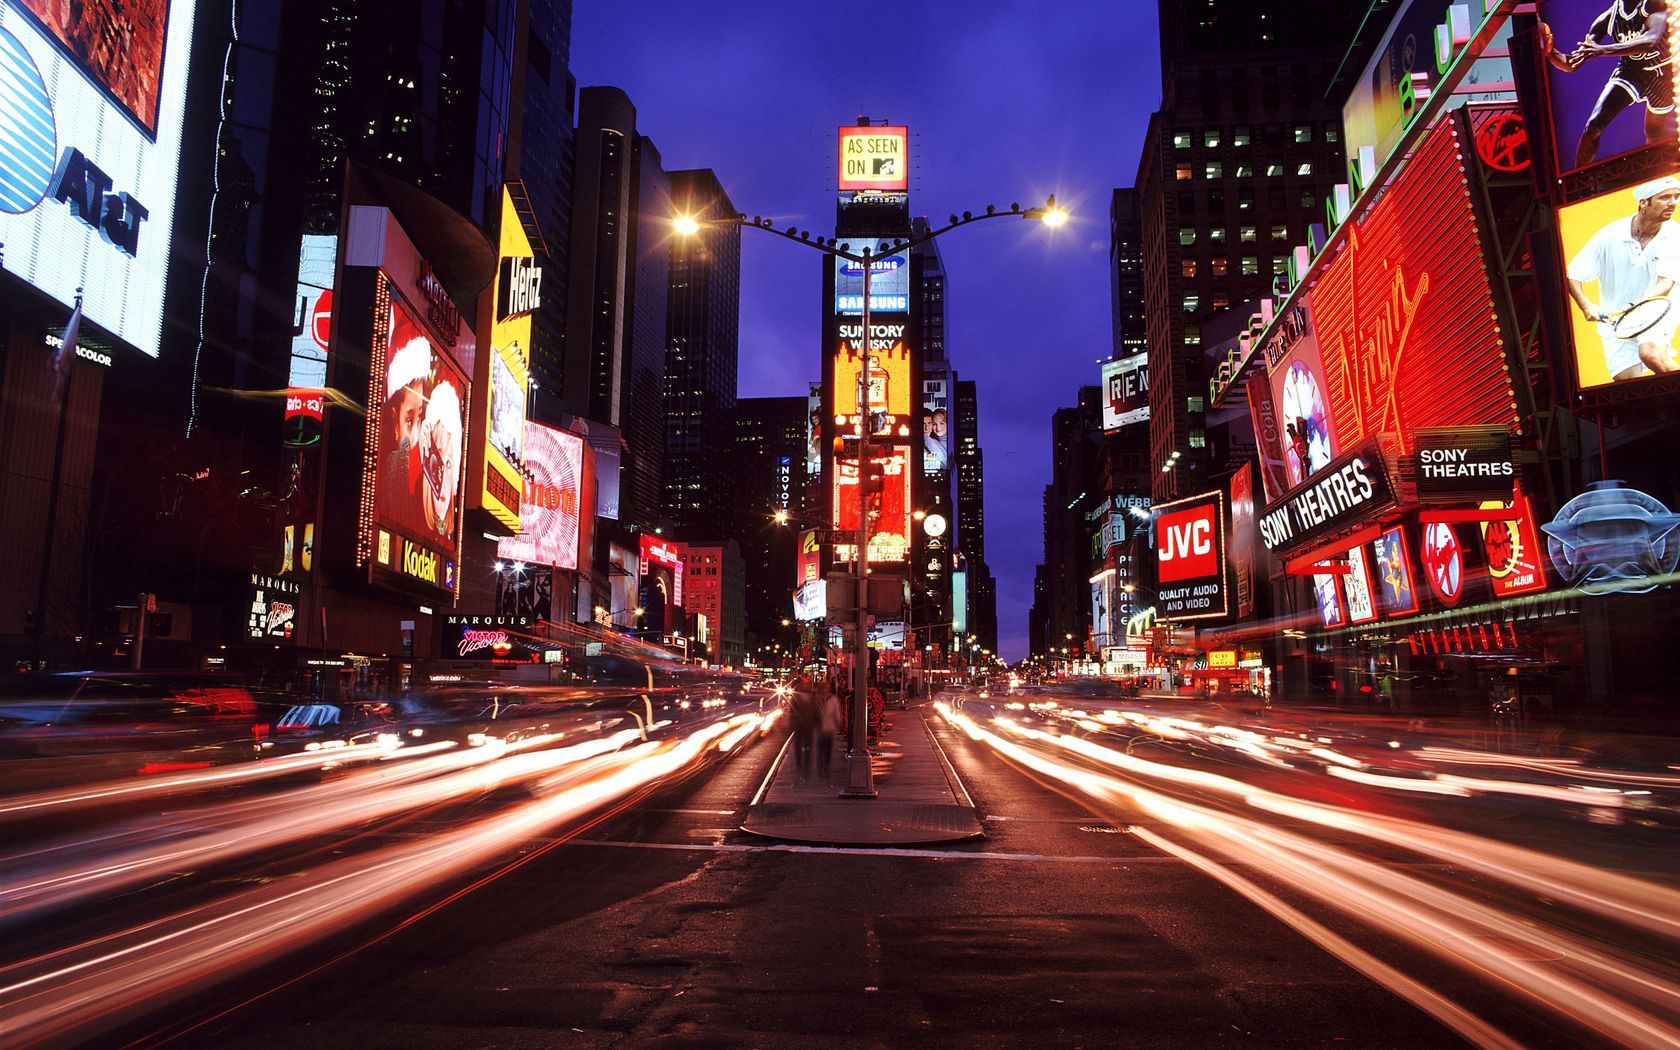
[[0, 3, 197, 358]]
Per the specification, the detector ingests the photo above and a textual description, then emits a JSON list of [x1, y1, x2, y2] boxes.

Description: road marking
[[644, 808, 739, 816], [563, 838, 1165, 863], [984, 815, 1115, 823], [749, 736, 792, 807], [924, 717, 977, 808]]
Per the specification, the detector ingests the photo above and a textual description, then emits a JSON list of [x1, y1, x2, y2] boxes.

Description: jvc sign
[[1155, 490, 1227, 621]]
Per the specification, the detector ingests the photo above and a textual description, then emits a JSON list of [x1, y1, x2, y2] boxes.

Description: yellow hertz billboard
[[472, 190, 541, 530]]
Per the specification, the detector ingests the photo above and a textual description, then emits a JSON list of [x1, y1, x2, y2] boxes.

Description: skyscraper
[[1109, 188, 1146, 361], [1136, 0, 1363, 501], [732, 395, 810, 651], [663, 169, 741, 533], [564, 86, 670, 531]]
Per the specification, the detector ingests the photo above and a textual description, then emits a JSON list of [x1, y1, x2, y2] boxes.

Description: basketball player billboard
[[1537, 0, 1676, 178], [1556, 171, 1680, 388]]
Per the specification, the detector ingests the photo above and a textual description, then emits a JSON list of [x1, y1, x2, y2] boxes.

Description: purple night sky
[[571, 2, 1161, 661]]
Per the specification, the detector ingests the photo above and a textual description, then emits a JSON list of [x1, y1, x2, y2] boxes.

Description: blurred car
[[0, 672, 261, 776]]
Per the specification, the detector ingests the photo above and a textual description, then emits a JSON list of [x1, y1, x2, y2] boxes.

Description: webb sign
[[1156, 490, 1227, 621]]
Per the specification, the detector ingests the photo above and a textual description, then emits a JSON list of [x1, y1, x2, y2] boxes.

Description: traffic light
[[861, 460, 886, 498]]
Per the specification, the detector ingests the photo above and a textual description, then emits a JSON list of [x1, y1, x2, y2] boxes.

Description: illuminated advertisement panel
[[1230, 462, 1257, 618], [0, 1, 197, 356], [284, 234, 337, 447], [1263, 301, 1339, 487], [1478, 485, 1549, 597], [1313, 572, 1346, 628], [1556, 169, 1680, 389], [834, 238, 909, 313], [832, 316, 912, 439], [832, 445, 911, 564], [797, 528, 821, 587], [806, 383, 823, 476], [1299, 116, 1517, 457], [837, 125, 908, 192], [793, 579, 827, 622], [1373, 526, 1420, 617], [497, 421, 583, 572], [639, 536, 684, 634], [1101, 353, 1149, 431], [1344, 544, 1378, 624], [367, 288, 467, 595], [1539, 0, 1677, 177], [1155, 490, 1228, 621], [442, 615, 540, 663], [470, 189, 538, 530], [921, 376, 950, 474]]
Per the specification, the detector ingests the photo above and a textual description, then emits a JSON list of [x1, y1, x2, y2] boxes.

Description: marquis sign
[[1258, 438, 1396, 554]]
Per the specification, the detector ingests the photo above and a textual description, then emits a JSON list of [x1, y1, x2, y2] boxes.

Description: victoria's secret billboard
[[1268, 116, 1517, 471]]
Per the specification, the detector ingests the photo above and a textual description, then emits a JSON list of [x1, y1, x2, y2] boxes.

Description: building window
[[1183, 323, 1200, 345], [1272, 256, 1288, 275], [1271, 223, 1289, 242], [1233, 125, 1251, 146], [1182, 292, 1200, 312], [1208, 189, 1225, 211], [1178, 228, 1196, 246], [1211, 292, 1229, 311], [1241, 255, 1259, 275], [1173, 131, 1192, 149], [1240, 225, 1257, 243], [1238, 187, 1254, 211], [1210, 256, 1229, 277], [1204, 161, 1223, 179], [1189, 429, 1207, 448], [1181, 258, 1198, 278], [1293, 124, 1313, 143], [1187, 395, 1205, 412], [1299, 188, 1316, 208], [1297, 161, 1313, 175], [1265, 163, 1284, 177], [1178, 188, 1197, 214], [1235, 163, 1252, 178], [1326, 126, 1340, 143], [1209, 227, 1227, 243], [1269, 186, 1287, 208], [1176, 162, 1193, 181], [1203, 129, 1221, 147]]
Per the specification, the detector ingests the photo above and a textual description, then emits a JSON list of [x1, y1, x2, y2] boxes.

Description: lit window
[[1204, 161, 1223, 179], [1179, 228, 1196, 246], [1210, 257, 1229, 277], [1182, 292, 1200, 312], [1235, 164, 1252, 178], [1183, 323, 1201, 345], [1240, 225, 1257, 243], [1211, 292, 1229, 311], [1173, 131, 1192, 149], [1187, 396, 1205, 412], [1297, 161, 1313, 175], [1266, 163, 1284, 177], [1293, 124, 1312, 143], [1189, 429, 1207, 448], [1272, 256, 1288, 275], [1300, 189, 1316, 208], [1271, 223, 1289, 241], [1326, 127, 1340, 143], [1241, 256, 1258, 275], [1176, 163, 1194, 181], [1233, 126, 1252, 146], [1181, 258, 1198, 278], [1238, 188, 1254, 211], [1203, 129, 1221, 148], [1209, 227, 1227, 243]]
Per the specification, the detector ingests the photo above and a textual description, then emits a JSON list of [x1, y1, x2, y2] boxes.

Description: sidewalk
[[740, 705, 984, 846]]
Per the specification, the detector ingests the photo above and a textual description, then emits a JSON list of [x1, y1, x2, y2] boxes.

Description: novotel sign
[[1258, 438, 1396, 554]]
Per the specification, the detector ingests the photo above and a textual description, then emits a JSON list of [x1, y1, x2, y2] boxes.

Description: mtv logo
[[872, 158, 897, 176]]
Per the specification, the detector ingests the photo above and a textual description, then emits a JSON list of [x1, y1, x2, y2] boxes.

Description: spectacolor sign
[[837, 125, 908, 192]]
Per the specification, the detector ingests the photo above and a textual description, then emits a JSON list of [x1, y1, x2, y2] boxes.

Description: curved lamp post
[[676, 196, 1068, 798]]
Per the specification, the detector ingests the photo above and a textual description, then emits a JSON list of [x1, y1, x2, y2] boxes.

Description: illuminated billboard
[[1272, 117, 1516, 467], [367, 289, 467, 595], [0, 1, 198, 356], [1373, 526, 1420, 617], [921, 377, 949, 474], [284, 234, 337, 447], [1539, 0, 1677, 177], [469, 190, 538, 530], [1478, 485, 1549, 598], [1155, 490, 1228, 621], [1556, 171, 1680, 389], [497, 421, 583, 572], [1313, 573, 1346, 628], [806, 383, 823, 476], [1344, 544, 1378, 624], [1101, 354, 1149, 431], [837, 125, 908, 192], [832, 316, 912, 438], [639, 536, 685, 633], [834, 238, 910, 313], [793, 579, 827, 622], [833, 445, 911, 564]]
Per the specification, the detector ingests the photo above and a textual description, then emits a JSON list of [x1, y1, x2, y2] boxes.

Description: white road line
[[749, 735, 793, 807], [923, 716, 977, 809], [563, 838, 1161, 863]]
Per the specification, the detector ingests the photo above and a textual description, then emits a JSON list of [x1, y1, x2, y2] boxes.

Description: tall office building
[[1109, 188, 1146, 361], [513, 0, 577, 425], [1038, 387, 1105, 657], [732, 396, 810, 651], [683, 540, 745, 667], [564, 87, 670, 530], [952, 378, 996, 653], [663, 169, 741, 533], [1136, 0, 1363, 501]]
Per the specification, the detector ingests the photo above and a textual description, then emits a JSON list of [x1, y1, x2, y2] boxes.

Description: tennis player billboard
[[1555, 171, 1680, 388], [1537, 0, 1677, 178]]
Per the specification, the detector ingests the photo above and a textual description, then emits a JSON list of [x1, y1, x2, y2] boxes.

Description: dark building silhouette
[[732, 395, 810, 655]]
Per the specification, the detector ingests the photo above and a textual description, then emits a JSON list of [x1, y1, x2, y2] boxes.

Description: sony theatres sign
[[1258, 439, 1396, 554]]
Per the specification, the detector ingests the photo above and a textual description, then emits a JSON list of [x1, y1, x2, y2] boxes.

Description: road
[[5, 684, 1680, 1048]]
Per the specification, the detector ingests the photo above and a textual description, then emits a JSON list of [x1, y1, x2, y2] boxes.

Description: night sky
[[571, 1, 1162, 661]]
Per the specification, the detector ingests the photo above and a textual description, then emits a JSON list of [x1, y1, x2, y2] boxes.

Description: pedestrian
[[816, 682, 843, 781], [788, 675, 820, 779]]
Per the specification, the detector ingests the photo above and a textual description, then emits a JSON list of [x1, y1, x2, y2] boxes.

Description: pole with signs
[[844, 248, 877, 798]]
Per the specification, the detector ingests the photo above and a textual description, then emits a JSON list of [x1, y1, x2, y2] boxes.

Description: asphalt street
[[88, 702, 1606, 1050]]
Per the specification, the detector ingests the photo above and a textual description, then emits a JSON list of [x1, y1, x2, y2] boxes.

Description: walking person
[[788, 675, 820, 779], [816, 680, 843, 782]]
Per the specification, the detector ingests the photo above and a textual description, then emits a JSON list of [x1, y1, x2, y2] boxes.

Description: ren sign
[[1155, 491, 1228, 621]]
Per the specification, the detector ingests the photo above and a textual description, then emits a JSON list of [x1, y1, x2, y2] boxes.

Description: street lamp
[[676, 194, 1068, 799]]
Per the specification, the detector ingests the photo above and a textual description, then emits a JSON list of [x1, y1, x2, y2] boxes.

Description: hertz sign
[[469, 188, 537, 532]]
